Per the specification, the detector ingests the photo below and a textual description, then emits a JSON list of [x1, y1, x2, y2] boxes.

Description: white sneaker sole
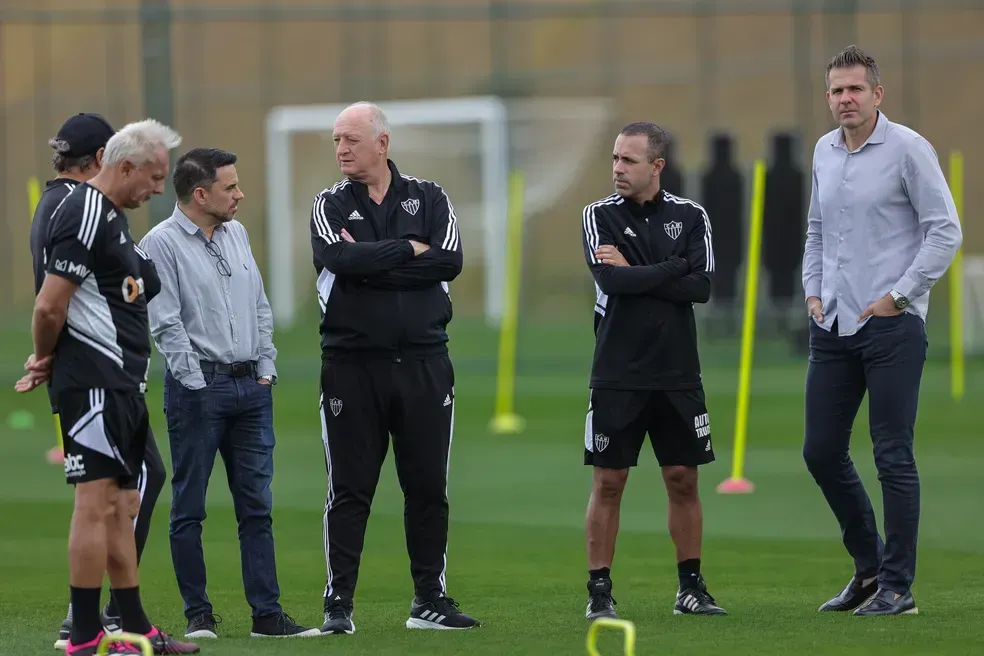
[[53, 638, 68, 650], [250, 628, 323, 638], [406, 617, 474, 630], [184, 630, 218, 639]]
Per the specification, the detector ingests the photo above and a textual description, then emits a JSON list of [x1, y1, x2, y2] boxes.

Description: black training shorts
[[583, 387, 715, 469], [57, 388, 150, 489]]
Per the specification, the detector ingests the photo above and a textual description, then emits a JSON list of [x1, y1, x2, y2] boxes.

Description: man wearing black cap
[[23, 113, 167, 651]]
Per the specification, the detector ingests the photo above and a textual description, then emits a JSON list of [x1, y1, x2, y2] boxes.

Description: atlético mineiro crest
[[401, 198, 420, 216], [594, 433, 609, 452], [329, 397, 343, 417], [664, 220, 683, 240]]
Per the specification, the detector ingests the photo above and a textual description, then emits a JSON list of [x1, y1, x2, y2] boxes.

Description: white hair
[[102, 118, 182, 166], [344, 101, 390, 139]]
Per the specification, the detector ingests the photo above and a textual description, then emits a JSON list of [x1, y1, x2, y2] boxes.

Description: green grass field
[[1, 316, 982, 655]]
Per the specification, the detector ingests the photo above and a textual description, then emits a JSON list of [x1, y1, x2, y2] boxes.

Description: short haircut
[[47, 138, 97, 174], [619, 122, 670, 163], [102, 118, 182, 166], [172, 147, 239, 202], [343, 101, 391, 139], [825, 44, 880, 90]]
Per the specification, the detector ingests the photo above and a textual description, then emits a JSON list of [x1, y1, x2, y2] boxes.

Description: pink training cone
[[716, 477, 754, 494], [46, 445, 64, 465]]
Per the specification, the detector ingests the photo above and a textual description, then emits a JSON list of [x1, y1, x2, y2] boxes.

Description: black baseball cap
[[52, 113, 115, 158]]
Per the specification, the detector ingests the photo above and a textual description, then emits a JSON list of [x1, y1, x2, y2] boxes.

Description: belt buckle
[[232, 362, 248, 377]]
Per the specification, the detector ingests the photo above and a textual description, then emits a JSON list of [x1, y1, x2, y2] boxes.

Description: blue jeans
[[803, 314, 927, 594], [164, 369, 282, 619]]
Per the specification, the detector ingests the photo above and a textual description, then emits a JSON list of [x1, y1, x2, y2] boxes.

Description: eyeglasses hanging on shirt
[[204, 240, 232, 277]]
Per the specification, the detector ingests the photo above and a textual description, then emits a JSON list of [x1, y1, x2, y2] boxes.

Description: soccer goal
[[263, 94, 614, 329]]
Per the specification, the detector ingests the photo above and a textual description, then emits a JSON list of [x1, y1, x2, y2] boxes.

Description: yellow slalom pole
[[949, 151, 965, 402], [489, 170, 526, 434], [717, 158, 766, 495], [28, 176, 41, 216]]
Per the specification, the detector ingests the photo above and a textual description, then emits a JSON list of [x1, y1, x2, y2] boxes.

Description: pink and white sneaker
[[65, 631, 143, 655]]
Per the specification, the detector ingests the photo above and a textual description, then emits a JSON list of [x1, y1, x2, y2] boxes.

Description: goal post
[[264, 96, 510, 329]]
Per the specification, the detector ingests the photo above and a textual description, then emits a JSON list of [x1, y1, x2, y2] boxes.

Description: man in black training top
[[310, 101, 479, 634], [23, 118, 198, 655], [25, 113, 168, 652], [579, 122, 726, 619]]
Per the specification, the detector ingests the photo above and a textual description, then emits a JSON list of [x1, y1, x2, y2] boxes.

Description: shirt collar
[[625, 187, 665, 217], [171, 203, 225, 237], [831, 110, 888, 150]]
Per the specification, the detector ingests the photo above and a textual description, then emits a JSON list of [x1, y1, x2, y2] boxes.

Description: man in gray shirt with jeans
[[802, 46, 962, 616], [140, 148, 319, 638]]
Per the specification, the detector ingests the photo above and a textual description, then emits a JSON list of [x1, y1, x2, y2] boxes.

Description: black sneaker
[[818, 576, 878, 612], [184, 612, 221, 639], [406, 594, 480, 630], [55, 616, 72, 650], [250, 612, 322, 637], [320, 596, 355, 635], [853, 588, 918, 616], [101, 605, 122, 635], [674, 574, 727, 615], [585, 578, 618, 620]]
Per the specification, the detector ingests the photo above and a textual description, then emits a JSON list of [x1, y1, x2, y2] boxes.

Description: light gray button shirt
[[802, 111, 963, 337], [139, 205, 277, 389]]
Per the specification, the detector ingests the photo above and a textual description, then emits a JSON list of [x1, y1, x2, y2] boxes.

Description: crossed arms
[[581, 205, 715, 302], [310, 188, 462, 290]]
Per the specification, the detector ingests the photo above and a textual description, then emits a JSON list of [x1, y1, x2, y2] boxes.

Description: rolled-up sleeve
[[139, 232, 207, 390], [894, 137, 964, 300]]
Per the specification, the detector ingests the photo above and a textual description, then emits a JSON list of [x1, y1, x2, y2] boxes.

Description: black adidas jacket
[[310, 160, 462, 356], [581, 188, 715, 390]]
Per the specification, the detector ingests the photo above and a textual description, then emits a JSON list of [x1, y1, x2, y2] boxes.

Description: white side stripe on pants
[[320, 392, 336, 599]]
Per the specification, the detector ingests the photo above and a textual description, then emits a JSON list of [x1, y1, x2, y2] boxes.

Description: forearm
[[894, 222, 963, 300], [255, 295, 278, 379], [802, 236, 823, 299], [365, 250, 462, 289], [314, 239, 415, 276], [594, 259, 689, 295], [32, 306, 66, 359], [153, 324, 205, 388], [650, 274, 712, 303]]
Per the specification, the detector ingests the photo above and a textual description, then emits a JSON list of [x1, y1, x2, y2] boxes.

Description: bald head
[[333, 101, 391, 182]]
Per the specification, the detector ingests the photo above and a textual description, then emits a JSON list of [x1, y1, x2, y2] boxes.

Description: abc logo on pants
[[64, 453, 86, 477]]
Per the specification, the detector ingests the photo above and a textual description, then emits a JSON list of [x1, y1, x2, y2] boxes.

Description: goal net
[[264, 95, 613, 329]]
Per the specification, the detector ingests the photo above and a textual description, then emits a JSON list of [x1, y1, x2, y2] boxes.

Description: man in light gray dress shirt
[[802, 45, 962, 617], [140, 148, 319, 639]]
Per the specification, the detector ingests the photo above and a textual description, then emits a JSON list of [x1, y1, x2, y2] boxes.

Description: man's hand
[[858, 293, 904, 323], [594, 245, 629, 267], [807, 296, 824, 323], [14, 354, 52, 393], [409, 240, 430, 256], [340, 228, 356, 243], [257, 378, 271, 386]]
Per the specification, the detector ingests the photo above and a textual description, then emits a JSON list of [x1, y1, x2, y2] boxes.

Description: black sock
[[589, 567, 611, 581], [112, 587, 153, 634], [678, 558, 701, 590], [69, 586, 102, 645], [105, 591, 119, 619]]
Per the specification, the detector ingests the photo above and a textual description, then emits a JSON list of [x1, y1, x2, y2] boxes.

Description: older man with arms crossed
[[802, 45, 962, 616], [140, 147, 319, 639], [312, 101, 478, 634]]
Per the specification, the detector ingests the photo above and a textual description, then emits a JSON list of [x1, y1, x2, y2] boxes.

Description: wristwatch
[[259, 374, 275, 385], [889, 289, 909, 310]]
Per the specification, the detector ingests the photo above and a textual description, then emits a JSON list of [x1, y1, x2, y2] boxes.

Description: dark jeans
[[164, 369, 282, 619], [803, 314, 927, 594]]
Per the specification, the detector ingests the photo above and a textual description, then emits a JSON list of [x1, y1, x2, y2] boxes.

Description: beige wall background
[[2, 0, 979, 323]]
